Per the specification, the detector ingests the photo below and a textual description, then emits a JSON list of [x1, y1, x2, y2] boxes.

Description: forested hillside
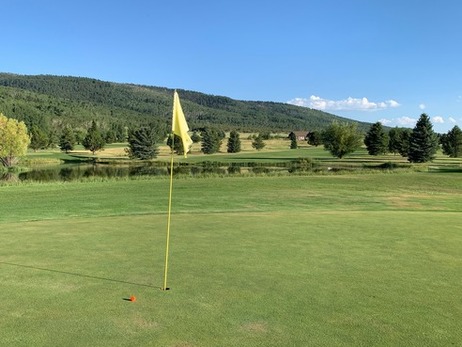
[[0, 73, 370, 135]]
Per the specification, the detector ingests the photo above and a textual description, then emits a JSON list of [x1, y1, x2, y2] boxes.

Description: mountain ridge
[[0, 72, 371, 133]]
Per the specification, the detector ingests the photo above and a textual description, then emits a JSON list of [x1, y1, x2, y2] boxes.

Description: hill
[[0, 73, 371, 134]]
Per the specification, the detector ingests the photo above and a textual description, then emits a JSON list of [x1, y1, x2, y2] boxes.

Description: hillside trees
[[408, 114, 438, 163], [0, 113, 30, 167], [322, 122, 363, 158], [0, 74, 373, 133]]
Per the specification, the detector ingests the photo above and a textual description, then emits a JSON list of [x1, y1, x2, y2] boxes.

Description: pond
[[3, 162, 304, 182]]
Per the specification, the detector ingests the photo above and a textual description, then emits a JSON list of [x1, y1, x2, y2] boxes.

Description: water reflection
[[4, 158, 328, 183], [17, 164, 170, 182], [14, 162, 303, 182]]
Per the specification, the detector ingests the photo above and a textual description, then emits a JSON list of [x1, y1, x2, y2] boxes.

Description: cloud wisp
[[288, 95, 400, 111]]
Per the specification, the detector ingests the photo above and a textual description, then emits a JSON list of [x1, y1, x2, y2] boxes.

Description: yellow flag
[[172, 91, 193, 157]]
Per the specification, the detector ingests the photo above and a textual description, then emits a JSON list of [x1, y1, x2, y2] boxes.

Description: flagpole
[[162, 133, 175, 291]]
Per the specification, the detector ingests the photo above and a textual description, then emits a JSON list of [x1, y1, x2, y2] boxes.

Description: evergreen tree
[[29, 125, 49, 151], [391, 128, 412, 157], [408, 114, 438, 163], [201, 127, 224, 154], [167, 134, 185, 155], [126, 126, 160, 160], [288, 132, 298, 149], [227, 130, 241, 153], [322, 122, 363, 159], [82, 120, 105, 155], [59, 126, 76, 153], [441, 125, 462, 158], [191, 131, 201, 143], [364, 122, 388, 155], [105, 129, 117, 144], [252, 134, 266, 151], [307, 131, 322, 146]]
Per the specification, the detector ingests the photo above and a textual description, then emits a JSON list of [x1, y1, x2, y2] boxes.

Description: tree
[[227, 130, 241, 153], [407, 114, 438, 163], [388, 127, 411, 157], [364, 122, 388, 155], [252, 134, 266, 151], [59, 126, 76, 153], [307, 131, 322, 147], [288, 132, 298, 149], [0, 113, 31, 167], [29, 125, 49, 151], [191, 131, 201, 143], [126, 126, 160, 160], [82, 120, 105, 155], [201, 127, 224, 154], [167, 134, 186, 155], [322, 122, 363, 158], [441, 125, 462, 158]]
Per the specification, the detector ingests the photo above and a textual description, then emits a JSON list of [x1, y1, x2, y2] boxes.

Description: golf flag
[[172, 91, 193, 157]]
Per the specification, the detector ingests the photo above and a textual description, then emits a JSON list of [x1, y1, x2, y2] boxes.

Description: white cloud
[[287, 95, 400, 111], [397, 117, 417, 126], [449, 117, 457, 124], [432, 116, 444, 124], [378, 118, 393, 126], [419, 103, 426, 110]]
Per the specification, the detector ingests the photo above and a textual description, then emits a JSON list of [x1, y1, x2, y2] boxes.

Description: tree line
[[1, 111, 461, 169], [305, 114, 461, 162]]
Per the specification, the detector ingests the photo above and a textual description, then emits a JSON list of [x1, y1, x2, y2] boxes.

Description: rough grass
[[1, 173, 462, 346]]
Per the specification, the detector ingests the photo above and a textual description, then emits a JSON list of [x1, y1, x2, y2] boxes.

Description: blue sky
[[3, 0, 462, 132]]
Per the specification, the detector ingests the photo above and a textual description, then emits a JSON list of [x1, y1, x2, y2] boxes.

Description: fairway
[[1, 173, 462, 346]]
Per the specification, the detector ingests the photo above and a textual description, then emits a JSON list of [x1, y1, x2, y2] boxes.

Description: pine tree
[[441, 125, 462, 158], [288, 132, 298, 149], [167, 134, 185, 155], [252, 134, 266, 151], [364, 122, 388, 155], [408, 114, 438, 163], [29, 125, 49, 151], [59, 126, 76, 153], [227, 130, 241, 153], [191, 131, 201, 143], [82, 120, 105, 155], [389, 128, 412, 157], [126, 126, 159, 160], [201, 127, 224, 154], [307, 131, 322, 147]]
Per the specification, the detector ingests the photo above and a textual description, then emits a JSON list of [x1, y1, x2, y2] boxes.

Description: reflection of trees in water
[[11, 163, 307, 182]]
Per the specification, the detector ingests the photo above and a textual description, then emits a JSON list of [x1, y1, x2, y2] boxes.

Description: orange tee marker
[[129, 295, 136, 302]]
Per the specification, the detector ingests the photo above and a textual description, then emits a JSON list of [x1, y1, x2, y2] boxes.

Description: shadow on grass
[[0, 261, 157, 288]]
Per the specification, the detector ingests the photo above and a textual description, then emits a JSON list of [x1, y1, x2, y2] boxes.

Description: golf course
[[1, 144, 461, 346]]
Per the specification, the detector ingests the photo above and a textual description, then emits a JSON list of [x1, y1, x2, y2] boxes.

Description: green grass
[[1, 173, 462, 346]]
